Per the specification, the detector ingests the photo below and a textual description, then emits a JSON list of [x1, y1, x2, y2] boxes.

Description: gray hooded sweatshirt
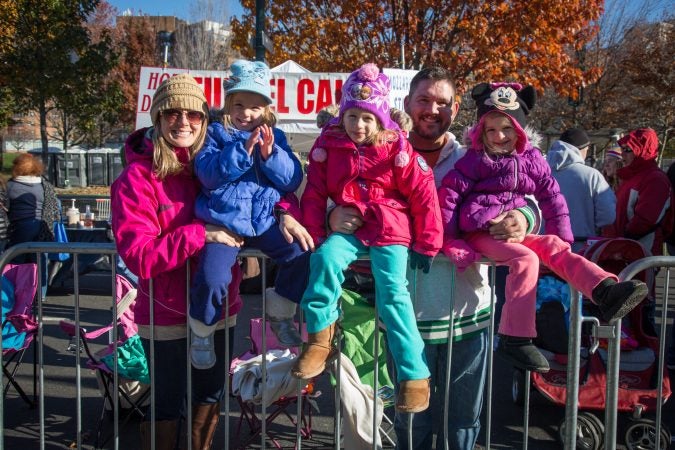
[[546, 140, 616, 249]]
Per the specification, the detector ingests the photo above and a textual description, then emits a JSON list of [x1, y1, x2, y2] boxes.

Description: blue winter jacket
[[194, 123, 303, 237]]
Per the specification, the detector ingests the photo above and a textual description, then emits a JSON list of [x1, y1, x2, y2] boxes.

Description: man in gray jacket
[[546, 127, 616, 251]]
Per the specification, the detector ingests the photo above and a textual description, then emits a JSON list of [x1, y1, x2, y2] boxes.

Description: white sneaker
[[190, 331, 216, 370]]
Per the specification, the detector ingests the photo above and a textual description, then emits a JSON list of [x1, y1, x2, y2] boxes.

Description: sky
[[106, 0, 244, 22], [106, 0, 669, 25]]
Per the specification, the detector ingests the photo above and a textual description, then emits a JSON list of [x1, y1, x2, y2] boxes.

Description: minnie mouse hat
[[472, 82, 536, 127]]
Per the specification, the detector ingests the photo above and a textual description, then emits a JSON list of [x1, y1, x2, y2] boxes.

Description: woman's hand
[[328, 205, 364, 234], [205, 224, 244, 247], [279, 213, 315, 251]]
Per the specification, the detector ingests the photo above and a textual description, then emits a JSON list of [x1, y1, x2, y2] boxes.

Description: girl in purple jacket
[[439, 82, 648, 373]]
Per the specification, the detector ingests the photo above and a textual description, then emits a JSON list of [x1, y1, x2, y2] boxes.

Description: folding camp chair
[[231, 317, 318, 449], [59, 274, 149, 448], [2, 263, 39, 408]]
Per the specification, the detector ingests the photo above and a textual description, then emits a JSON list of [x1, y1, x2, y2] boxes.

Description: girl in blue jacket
[[190, 60, 310, 369]]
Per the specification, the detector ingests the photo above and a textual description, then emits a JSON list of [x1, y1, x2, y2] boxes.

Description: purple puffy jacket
[[439, 144, 573, 243]]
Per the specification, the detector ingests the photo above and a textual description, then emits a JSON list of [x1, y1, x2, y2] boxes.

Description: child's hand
[[410, 251, 432, 274], [258, 124, 275, 160], [245, 128, 260, 156], [442, 239, 479, 272]]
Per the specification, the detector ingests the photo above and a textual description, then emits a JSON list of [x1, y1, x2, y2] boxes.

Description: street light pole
[[255, 0, 266, 62], [158, 31, 172, 68]]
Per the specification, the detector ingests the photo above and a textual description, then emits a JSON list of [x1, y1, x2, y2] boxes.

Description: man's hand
[[279, 213, 315, 252], [328, 205, 364, 234], [488, 210, 527, 243], [205, 224, 244, 247]]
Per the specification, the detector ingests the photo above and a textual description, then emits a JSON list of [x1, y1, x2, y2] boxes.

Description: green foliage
[[0, 0, 120, 156]]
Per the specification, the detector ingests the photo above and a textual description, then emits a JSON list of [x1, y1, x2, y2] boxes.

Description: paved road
[[2, 269, 674, 449]]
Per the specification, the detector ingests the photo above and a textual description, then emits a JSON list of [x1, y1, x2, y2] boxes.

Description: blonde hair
[[151, 119, 207, 179], [221, 93, 277, 129], [337, 108, 397, 145]]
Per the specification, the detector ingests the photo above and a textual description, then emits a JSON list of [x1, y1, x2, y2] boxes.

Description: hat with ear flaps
[[472, 82, 537, 127]]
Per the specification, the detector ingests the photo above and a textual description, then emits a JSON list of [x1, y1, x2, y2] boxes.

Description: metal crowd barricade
[[1, 242, 672, 449]]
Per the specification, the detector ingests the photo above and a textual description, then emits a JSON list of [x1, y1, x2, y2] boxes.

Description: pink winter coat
[[111, 128, 242, 327], [301, 128, 442, 256]]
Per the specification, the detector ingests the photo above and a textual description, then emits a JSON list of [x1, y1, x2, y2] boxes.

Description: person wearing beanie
[[559, 127, 591, 151], [439, 82, 648, 373], [602, 145, 624, 190], [327, 67, 539, 449], [293, 63, 442, 414], [547, 128, 616, 251], [111, 73, 244, 450], [191, 59, 312, 357], [604, 127, 674, 257]]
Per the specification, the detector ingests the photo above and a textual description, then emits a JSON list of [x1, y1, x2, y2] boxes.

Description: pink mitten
[[442, 239, 479, 272]]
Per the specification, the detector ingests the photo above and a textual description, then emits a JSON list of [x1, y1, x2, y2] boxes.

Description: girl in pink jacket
[[439, 82, 648, 373], [292, 64, 442, 414]]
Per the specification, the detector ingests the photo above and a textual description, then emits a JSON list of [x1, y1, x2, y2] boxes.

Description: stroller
[[512, 237, 672, 449]]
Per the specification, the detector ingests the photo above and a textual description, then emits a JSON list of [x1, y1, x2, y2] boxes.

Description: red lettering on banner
[[147, 72, 160, 89], [271, 79, 289, 113], [315, 80, 333, 111], [203, 77, 213, 107], [213, 78, 222, 108], [335, 79, 344, 104], [158, 72, 171, 85], [141, 95, 152, 112], [297, 79, 314, 114]]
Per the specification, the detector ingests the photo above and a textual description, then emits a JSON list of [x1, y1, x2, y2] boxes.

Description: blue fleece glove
[[410, 251, 432, 274]]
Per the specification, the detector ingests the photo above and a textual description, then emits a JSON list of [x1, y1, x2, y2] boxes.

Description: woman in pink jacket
[[292, 64, 442, 414], [111, 74, 242, 449], [439, 82, 648, 374], [111, 74, 312, 450]]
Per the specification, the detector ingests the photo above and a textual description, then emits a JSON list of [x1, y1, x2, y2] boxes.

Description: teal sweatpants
[[301, 233, 430, 381]]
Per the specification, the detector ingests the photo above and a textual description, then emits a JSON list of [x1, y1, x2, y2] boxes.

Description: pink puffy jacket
[[111, 128, 242, 327], [301, 128, 442, 256]]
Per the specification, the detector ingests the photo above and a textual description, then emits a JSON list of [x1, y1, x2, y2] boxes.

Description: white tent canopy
[[271, 60, 311, 73]]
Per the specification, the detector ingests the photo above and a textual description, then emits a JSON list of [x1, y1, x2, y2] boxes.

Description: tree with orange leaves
[[230, 0, 603, 97]]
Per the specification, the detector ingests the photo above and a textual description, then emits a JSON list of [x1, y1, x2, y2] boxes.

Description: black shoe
[[592, 278, 648, 322], [497, 335, 550, 373]]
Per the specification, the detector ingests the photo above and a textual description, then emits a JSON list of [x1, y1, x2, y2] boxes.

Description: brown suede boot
[[140, 419, 179, 450], [396, 379, 430, 413], [192, 402, 220, 450], [291, 322, 338, 380]]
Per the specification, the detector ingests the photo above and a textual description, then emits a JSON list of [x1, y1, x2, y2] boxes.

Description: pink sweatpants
[[466, 233, 617, 337]]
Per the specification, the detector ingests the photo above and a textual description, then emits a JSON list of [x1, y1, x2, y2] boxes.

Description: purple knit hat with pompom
[[338, 63, 399, 130]]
